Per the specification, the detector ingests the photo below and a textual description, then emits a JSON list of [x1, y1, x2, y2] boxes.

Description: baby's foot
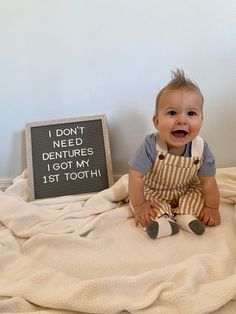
[[146, 215, 179, 239], [175, 214, 205, 235]]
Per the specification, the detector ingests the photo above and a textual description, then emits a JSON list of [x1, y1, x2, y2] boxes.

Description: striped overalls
[[144, 134, 204, 218]]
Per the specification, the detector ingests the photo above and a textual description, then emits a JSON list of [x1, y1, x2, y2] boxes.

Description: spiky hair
[[155, 69, 204, 113]]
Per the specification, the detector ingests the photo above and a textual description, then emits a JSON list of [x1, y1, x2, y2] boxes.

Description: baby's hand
[[198, 206, 221, 227], [133, 200, 157, 227]]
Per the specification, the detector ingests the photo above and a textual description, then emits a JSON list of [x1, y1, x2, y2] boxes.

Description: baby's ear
[[153, 114, 159, 129]]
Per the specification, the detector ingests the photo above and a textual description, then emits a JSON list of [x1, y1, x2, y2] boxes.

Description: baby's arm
[[128, 168, 157, 227], [198, 176, 221, 226]]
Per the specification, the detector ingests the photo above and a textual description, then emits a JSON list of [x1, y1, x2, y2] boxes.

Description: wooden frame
[[26, 114, 113, 200]]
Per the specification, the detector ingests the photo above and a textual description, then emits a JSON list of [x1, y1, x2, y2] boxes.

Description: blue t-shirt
[[128, 133, 216, 177]]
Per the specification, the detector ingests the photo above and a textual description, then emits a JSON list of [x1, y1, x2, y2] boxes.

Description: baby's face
[[153, 89, 203, 151]]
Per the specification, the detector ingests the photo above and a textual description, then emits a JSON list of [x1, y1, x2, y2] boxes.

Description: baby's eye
[[188, 111, 197, 116], [167, 111, 177, 116]]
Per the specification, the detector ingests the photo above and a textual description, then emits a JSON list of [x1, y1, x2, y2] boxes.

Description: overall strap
[[191, 136, 204, 157], [155, 132, 168, 152]]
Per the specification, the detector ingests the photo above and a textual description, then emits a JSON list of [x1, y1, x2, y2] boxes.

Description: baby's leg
[[146, 215, 179, 239], [176, 186, 205, 235], [175, 214, 205, 235]]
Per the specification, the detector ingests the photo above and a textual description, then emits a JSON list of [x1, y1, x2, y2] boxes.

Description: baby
[[128, 69, 221, 239]]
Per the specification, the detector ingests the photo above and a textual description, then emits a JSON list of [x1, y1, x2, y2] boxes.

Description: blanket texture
[[0, 167, 236, 314]]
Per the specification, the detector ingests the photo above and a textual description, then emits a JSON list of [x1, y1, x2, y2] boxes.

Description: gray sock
[[189, 220, 205, 235], [175, 214, 205, 235], [146, 216, 179, 239]]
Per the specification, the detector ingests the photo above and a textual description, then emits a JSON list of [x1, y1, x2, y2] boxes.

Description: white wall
[[0, 0, 235, 181]]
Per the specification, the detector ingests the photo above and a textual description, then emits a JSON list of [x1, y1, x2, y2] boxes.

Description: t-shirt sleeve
[[198, 141, 216, 177], [128, 134, 156, 174]]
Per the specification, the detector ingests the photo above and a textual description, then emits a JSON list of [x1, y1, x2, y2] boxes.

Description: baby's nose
[[176, 113, 187, 124]]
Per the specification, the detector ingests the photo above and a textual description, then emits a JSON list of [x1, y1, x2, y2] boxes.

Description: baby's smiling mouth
[[171, 130, 188, 138]]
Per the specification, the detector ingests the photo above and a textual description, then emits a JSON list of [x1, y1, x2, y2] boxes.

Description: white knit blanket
[[0, 167, 236, 314]]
